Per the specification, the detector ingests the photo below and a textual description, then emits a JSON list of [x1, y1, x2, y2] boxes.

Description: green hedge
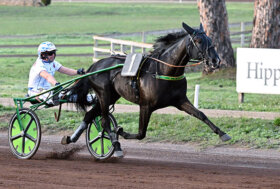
[[41, 0, 51, 6]]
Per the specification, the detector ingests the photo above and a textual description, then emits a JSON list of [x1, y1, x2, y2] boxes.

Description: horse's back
[[91, 56, 125, 71]]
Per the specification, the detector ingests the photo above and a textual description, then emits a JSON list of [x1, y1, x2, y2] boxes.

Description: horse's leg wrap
[[70, 121, 88, 143], [110, 132, 124, 158]]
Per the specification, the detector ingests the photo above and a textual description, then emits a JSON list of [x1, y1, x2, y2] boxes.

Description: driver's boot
[[61, 121, 88, 145], [59, 91, 96, 104]]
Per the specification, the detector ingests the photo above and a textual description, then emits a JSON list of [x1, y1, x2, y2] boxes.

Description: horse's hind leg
[[118, 105, 152, 140], [177, 98, 231, 142], [61, 103, 102, 145]]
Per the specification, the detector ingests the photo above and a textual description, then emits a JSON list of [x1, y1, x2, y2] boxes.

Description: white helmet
[[37, 41, 57, 58]]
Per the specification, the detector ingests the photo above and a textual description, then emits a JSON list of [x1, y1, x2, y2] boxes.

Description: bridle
[[148, 31, 213, 69], [188, 31, 215, 66]]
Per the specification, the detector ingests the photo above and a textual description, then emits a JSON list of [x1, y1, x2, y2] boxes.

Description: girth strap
[[154, 74, 185, 81]]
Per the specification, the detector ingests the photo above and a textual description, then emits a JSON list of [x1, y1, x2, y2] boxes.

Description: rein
[[147, 32, 212, 81], [148, 57, 202, 68], [147, 57, 202, 81]]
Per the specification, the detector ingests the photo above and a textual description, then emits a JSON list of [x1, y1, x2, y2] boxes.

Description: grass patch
[[1, 58, 280, 111], [115, 113, 280, 149], [0, 2, 254, 48], [0, 2, 253, 36]]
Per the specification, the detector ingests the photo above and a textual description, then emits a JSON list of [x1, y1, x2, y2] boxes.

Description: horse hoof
[[220, 134, 231, 142], [115, 126, 123, 135], [113, 150, 124, 158], [61, 136, 71, 145]]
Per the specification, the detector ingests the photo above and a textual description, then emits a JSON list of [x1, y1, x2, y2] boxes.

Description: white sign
[[236, 48, 280, 95]]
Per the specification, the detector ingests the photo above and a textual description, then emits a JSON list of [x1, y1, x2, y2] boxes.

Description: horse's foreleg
[[100, 112, 124, 157], [119, 106, 152, 140], [178, 99, 231, 142]]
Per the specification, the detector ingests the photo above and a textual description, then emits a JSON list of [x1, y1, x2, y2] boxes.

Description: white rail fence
[[93, 35, 153, 62], [93, 22, 252, 62], [229, 22, 252, 47]]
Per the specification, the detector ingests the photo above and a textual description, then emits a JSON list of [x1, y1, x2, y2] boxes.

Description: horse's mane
[[150, 31, 187, 57]]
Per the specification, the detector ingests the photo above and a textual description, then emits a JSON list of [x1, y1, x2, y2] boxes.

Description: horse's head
[[182, 22, 220, 69]]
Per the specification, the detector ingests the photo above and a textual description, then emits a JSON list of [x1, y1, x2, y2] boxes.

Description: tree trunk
[[197, 0, 235, 74], [250, 0, 280, 48]]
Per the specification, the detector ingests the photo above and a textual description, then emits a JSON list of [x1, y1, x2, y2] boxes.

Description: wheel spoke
[[103, 134, 110, 140], [86, 114, 118, 160], [89, 136, 100, 145], [24, 116, 34, 133], [25, 134, 36, 143], [22, 136, 25, 154], [10, 134, 22, 141], [101, 137, 104, 156]]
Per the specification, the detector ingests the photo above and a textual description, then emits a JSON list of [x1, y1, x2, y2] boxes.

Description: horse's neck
[[159, 37, 189, 76]]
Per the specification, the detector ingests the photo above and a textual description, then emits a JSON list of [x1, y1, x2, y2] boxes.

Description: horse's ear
[[182, 22, 195, 34], [199, 23, 204, 32]]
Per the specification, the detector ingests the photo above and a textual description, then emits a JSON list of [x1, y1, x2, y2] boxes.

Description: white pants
[[28, 89, 95, 105], [28, 89, 54, 104]]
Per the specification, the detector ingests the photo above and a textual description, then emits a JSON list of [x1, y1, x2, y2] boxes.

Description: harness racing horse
[[69, 22, 231, 157]]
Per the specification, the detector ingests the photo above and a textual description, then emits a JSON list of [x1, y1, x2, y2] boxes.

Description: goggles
[[44, 50, 56, 56]]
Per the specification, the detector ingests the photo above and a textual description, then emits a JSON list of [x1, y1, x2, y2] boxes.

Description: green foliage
[[274, 118, 280, 126], [41, 0, 51, 6]]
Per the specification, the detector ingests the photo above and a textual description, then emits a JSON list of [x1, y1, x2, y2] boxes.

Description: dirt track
[[1, 132, 280, 189], [1, 98, 280, 188]]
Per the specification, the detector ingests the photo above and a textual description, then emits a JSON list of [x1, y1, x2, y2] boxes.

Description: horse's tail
[[68, 77, 92, 111]]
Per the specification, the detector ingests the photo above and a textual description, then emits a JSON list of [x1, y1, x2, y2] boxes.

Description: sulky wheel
[[86, 113, 118, 160], [8, 108, 41, 159]]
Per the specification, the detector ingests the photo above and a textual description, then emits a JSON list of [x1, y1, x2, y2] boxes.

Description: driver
[[28, 41, 97, 146], [27, 41, 93, 105]]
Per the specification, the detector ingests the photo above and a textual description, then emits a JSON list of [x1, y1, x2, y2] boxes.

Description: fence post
[[111, 42, 115, 54], [194, 85, 200, 108], [131, 46, 135, 53], [94, 38, 98, 59], [142, 31, 146, 53], [120, 44, 124, 53], [241, 22, 245, 47], [238, 93, 244, 103]]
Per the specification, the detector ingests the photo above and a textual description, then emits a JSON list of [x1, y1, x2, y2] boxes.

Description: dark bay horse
[[69, 22, 231, 157]]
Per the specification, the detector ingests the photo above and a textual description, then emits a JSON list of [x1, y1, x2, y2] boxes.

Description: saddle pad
[[121, 53, 143, 77]]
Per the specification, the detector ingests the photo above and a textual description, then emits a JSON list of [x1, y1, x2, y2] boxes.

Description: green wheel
[[8, 108, 41, 159], [86, 113, 118, 160]]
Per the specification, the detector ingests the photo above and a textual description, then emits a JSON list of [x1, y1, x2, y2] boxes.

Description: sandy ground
[[1, 132, 280, 189], [1, 98, 280, 188]]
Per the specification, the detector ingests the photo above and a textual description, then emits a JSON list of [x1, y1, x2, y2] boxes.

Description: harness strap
[[155, 74, 185, 81], [54, 103, 62, 122], [147, 57, 201, 81]]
